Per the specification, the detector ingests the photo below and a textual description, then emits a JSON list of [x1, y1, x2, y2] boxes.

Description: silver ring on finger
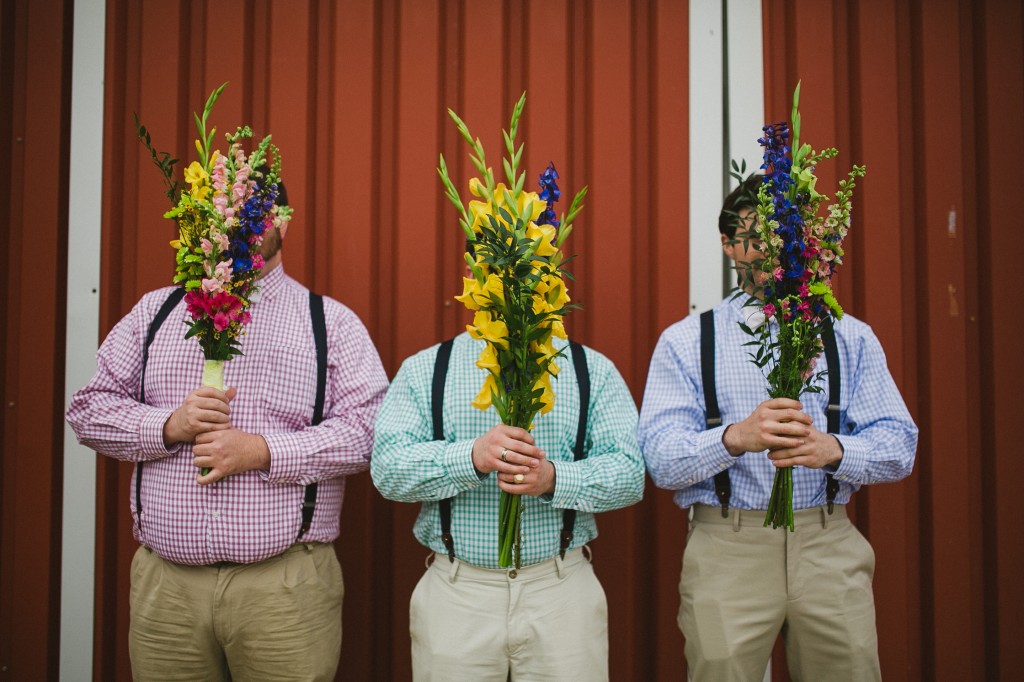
[[501, 447, 509, 463]]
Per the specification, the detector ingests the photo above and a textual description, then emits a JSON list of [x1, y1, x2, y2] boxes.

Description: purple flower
[[537, 162, 562, 228]]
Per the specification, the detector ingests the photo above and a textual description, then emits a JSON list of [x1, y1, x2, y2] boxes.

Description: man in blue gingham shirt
[[638, 175, 918, 681]]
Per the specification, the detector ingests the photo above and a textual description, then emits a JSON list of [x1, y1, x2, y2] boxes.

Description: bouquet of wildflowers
[[438, 93, 587, 568], [738, 82, 865, 530], [137, 83, 291, 471]]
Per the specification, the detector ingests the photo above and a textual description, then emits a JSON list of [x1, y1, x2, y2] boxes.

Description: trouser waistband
[[429, 547, 588, 583], [691, 503, 847, 530]]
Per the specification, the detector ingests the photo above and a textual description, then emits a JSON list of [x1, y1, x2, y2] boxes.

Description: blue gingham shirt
[[372, 333, 645, 568], [638, 294, 918, 511]]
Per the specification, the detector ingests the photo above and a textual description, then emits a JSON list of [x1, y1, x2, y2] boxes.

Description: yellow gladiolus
[[534, 372, 555, 414], [517, 190, 546, 223], [455, 277, 483, 311], [531, 337, 560, 375], [526, 221, 557, 257], [535, 272, 569, 310], [467, 311, 509, 349], [455, 273, 505, 311], [184, 161, 211, 200], [476, 343, 500, 374], [551, 319, 567, 339], [472, 373, 500, 411], [184, 160, 208, 186]]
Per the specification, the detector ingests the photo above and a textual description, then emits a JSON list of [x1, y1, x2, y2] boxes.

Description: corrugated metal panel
[[0, 0, 72, 679], [764, 0, 1023, 680], [2, 0, 1022, 680]]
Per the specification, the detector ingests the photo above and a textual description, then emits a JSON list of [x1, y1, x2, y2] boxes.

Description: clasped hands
[[471, 425, 556, 497], [162, 386, 270, 484], [722, 398, 843, 470]]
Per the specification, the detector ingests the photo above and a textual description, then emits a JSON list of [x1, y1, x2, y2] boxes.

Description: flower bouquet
[[438, 92, 587, 567], [738, 82, 865, 530], [136, 83, 292, 473]]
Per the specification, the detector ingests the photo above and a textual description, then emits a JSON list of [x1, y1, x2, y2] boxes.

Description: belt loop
[[821, 506, 829, 530], [732, 507, 741, 532], [448, 557, 461, 583]]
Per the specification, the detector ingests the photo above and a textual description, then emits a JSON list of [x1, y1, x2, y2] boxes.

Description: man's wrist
[[721, 425, 745, 457], [545, 460, 557, 495]]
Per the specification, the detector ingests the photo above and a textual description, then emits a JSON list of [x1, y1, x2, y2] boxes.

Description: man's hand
[[472, 424, 545, 476], [193, 429, 271, 485], [163, 387, 237, 447], [722, 397, 812, 456], [497, 459, 557, 497], [767, 425, 843, 470]]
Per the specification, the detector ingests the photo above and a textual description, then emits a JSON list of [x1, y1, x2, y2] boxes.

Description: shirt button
[[508, 570, 518, 579], [211, 511, 220, 519]]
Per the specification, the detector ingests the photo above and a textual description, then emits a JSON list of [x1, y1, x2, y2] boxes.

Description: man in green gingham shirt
[[372, 332, 644, 681]]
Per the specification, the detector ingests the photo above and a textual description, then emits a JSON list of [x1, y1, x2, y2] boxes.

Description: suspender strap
[[821, 318, 841, 513], [700, 311, 731, 517], [559, 341, 590, 558], [136, 287, 187, 529], [433, 339, 456, 562], [298, 292, 328, 538]]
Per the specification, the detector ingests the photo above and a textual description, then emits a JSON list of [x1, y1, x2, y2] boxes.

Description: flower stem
[[199, 359, 225, 476]]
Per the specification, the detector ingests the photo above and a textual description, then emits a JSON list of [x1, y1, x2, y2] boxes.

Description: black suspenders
[[136, 287, 187, 529], [298, 292, 328, 538], [433, 339, 590, 563], [700, 310, 840, 516], [137, 288, 327, 538], [433, 339, 457, 562]]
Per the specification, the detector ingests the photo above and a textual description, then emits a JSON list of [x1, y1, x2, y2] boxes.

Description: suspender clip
[[559, 530, 574, 559], [441, 533, 456, 563]]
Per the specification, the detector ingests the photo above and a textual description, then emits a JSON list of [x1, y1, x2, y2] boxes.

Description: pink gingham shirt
[[67, 265, 388, 565]]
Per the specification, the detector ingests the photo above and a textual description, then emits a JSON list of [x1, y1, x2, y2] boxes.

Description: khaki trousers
[[679, 505, 879, 682], [129, 542, 344, 682], [411, 548, 609, 681]]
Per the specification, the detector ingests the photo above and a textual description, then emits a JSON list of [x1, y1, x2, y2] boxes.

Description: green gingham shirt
[[372, 332, 645, 568]]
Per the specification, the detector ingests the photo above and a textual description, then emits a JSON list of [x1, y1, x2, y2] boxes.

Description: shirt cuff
[[693, 426, 737, 481], [140, 408, 181, 459], [443, 439, 485, 490], [830, 435, 867, 484], [262, 432, 306, 483], [549, 460, 584, 509]]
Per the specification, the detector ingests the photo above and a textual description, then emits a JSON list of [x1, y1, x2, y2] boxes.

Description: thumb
[[224, 387, 238, 402]]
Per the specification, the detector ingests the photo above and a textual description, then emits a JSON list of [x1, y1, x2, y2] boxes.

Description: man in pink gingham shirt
[[67, 184, 388, 681]]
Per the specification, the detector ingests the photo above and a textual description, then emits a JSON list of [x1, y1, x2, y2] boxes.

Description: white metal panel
[[688, 0, 726, 314], [725, 0, 766, 205], [61, 0, 105, 677]]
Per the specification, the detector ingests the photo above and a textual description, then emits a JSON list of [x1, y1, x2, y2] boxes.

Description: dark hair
[[718, 174, 762, 238]]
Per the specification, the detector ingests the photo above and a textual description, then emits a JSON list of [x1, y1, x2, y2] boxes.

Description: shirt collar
[[252, 263, 285, 303], [728, 290, 766, 330]]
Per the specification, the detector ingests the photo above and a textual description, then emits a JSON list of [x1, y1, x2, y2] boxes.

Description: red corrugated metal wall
[[1, 0, 1022, 680], [763, 0, 1023, 679], [0, 0, 72, 680]]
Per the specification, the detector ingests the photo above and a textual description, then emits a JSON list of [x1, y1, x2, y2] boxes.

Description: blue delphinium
[[537, 162, 561, 228], [232, 183, 279, 274]]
